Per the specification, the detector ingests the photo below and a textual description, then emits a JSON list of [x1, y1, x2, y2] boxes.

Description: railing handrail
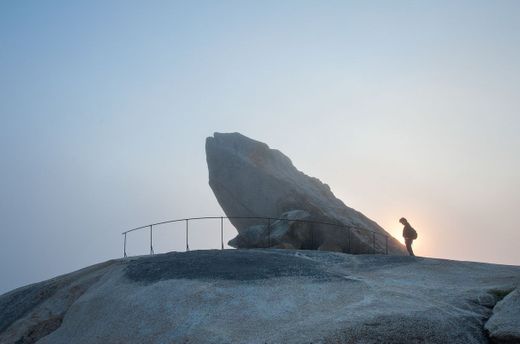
[[121, 215, 390, 257], [122, 215, 387, 237]]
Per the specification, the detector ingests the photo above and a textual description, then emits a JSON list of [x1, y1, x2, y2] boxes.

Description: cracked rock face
[[0, 260, 117, 344], [206, 132, 406, 255], [1, 250, 519, 344]]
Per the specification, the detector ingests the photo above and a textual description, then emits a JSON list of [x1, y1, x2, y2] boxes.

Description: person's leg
[[405, 239, 415, 256]]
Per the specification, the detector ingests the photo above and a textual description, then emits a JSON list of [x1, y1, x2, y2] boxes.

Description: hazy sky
[[1, 1, 519, 294]]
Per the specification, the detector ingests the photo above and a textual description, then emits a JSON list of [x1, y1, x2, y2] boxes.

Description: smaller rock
[[229, 210, 313, 249], [485, 288, 520, 343], [228, 209, 379, 254]]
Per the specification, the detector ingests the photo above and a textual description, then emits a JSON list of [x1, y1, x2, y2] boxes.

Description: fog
[[1, 1, 519, 294]]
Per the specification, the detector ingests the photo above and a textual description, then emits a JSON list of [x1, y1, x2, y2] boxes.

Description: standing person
[[400, 217, 417, 256]]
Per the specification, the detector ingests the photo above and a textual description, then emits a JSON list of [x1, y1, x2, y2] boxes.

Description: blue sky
[[1, 0, 520, 294]]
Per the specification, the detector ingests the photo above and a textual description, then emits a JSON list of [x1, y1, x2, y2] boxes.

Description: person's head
[[399, 217, 408, 225]]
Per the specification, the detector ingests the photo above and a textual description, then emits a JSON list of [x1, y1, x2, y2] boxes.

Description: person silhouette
[[400, 217, 417, 256]]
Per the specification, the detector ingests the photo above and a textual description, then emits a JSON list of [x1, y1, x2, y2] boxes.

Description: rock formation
[[1, 250, 519, 343], [485, 288, 520, 343], [206, 132, 406, 255]]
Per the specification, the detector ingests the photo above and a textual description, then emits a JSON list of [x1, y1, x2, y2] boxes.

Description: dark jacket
[[403, 223, 417, 240]]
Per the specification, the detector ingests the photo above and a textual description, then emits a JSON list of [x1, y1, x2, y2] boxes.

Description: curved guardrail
[[122, 216, 389, 257]]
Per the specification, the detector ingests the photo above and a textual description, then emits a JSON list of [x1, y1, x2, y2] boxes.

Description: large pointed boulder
[[206, 132, 407, 255]]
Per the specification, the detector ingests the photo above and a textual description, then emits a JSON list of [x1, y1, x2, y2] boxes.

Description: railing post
[[267, 218, 271, 248], [385, 235, 388, 255], [123, 233, 127, 258], [220, 217, 224, 250], [311, 225, 314, 249], [347, 227, 351, 253], [185, 219, 189, 251], [149, 225, 154, 255], [372, 232, 376, 254]]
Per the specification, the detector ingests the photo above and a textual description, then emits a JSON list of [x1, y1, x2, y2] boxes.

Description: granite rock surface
[[1, 249, 519, 344]]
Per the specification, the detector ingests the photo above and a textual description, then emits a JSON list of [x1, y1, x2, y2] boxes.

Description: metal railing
[[121, 216, 389, 257]]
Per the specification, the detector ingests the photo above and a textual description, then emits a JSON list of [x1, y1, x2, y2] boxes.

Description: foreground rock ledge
[[1, 250, 519, 344]]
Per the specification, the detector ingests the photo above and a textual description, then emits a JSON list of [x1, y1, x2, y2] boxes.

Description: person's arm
[[403, 225, 410, 239]]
